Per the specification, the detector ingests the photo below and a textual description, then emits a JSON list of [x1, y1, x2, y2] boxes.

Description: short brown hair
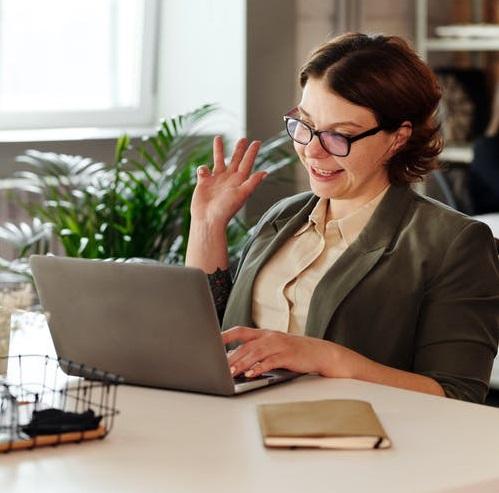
[[299, 33, 443, 185]]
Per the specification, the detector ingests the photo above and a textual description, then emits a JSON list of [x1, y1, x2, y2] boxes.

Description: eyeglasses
[[284, 115, 384, 157]]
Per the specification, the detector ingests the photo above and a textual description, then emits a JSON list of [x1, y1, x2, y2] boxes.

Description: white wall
[[155, 0, 300, 221], [156, 0, 247, 139], [359, 0, 414, 41], [156, 0, 299, 143], [0, 0, 417, 191]]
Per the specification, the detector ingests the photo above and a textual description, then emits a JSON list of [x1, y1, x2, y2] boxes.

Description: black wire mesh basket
[[0, 354, 123, 453]]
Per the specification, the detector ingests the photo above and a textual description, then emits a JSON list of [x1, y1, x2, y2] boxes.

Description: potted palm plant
[[0, 104, 296, 271]]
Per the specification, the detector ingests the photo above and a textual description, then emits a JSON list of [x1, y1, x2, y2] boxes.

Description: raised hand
[[190, 136, 267, 227]]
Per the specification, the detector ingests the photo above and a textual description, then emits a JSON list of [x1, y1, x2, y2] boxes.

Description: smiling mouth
[[310, 165, 344, 177]]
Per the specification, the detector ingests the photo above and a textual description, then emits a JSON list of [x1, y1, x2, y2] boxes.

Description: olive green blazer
[[221, 185, 499, 403]]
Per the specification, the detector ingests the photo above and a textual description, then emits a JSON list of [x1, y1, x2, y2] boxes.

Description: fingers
[[224, 327, 284, 377], [225, 329, 323, 378], [229, 344, 281, 377], [239, 171, 267, 197], [222, 326, 262, 346], [227, 138, 249, 172], [228, 338, 269, 370], [246, 356, 282, 377], [196, 164, 211, 180], [212, 136, 226, 175], [237, 140, 261, 176], [212, 136, 262, 180]]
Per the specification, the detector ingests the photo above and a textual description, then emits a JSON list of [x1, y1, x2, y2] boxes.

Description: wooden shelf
[[426, 37, 499, 51], [439, 144, 473, 163]]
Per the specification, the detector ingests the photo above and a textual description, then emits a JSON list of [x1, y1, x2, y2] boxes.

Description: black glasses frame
[[284, 115, 384, 157]]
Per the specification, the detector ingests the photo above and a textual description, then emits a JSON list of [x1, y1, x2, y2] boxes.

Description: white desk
[[2, 377, 499, 493], [473, 213, 499, 389], [475, 213, 499, 238], [3, 322, 499, 493]]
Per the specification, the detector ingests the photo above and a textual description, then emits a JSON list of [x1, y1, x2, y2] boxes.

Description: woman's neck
[[328, 183, 390, 220]]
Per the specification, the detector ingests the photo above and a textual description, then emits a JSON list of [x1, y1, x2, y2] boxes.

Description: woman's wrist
[[189, 216, 228, 235], [316, 339, 355, 378], [185, 218, 229, 273]]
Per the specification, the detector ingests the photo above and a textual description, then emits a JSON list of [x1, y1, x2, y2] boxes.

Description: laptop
[[29, 255, 300, 396]]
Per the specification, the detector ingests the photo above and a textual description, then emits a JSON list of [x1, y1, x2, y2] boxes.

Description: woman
[[186, 33, 499, 403]]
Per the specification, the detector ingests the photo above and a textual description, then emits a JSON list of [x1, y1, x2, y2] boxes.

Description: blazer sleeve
[[413, 221, 499, 403]]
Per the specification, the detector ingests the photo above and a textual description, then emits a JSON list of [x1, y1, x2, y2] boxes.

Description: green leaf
[[114, 134, 130, 165], [5, 103, 296, 263], [77, 237, 89, 255]]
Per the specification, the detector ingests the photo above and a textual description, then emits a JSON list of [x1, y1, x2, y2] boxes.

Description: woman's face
[[294, 77, 399, 204]]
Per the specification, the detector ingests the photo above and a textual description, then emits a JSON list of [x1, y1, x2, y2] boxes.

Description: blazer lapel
[[304, 243, 386, 339], [305, 185, 414, 339], [221, 194, 319, 330], [222, 185, 415, 335]]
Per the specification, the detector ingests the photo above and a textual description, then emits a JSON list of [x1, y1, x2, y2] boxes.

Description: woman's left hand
[[222, 326, 352, 378]]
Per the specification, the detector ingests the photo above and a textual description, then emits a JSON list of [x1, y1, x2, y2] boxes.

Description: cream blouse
[[251, 186, 389, 335]]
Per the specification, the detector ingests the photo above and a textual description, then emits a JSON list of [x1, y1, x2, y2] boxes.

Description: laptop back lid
[[30, 255, 235, 396]]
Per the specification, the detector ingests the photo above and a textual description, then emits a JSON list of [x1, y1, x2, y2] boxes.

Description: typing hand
[[222, 326, 350, 378]]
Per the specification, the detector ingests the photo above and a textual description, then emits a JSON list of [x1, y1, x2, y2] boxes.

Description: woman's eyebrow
[[297, 106, 364, 129]]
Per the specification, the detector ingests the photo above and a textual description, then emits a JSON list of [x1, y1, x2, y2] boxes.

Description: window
[[0, 0, 158, 129]]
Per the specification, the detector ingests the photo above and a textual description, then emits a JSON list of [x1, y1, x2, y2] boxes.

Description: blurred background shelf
[[416, 0, 499, 60], [426, 37, 499, 50], [440, 144, 474, 163]]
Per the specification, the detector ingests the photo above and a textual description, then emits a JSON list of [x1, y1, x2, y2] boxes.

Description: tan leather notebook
[[257, 399, 391, 449]]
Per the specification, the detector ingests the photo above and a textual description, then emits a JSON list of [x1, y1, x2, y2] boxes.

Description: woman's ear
[[392, 121, 412, 152]]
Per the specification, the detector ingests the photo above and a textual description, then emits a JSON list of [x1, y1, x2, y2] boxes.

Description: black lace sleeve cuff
[[207, 267, 233, 325]]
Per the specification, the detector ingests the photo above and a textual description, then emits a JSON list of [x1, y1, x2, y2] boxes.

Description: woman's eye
[[301, 119, 314, 128], [330, 132, 351, 139]]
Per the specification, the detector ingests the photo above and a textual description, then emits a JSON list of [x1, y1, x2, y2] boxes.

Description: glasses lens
[[286, 118, 311, 145], [320, 132, 349, 156]]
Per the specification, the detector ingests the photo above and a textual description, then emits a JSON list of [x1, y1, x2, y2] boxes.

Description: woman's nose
[[305, 135, 329, 159]]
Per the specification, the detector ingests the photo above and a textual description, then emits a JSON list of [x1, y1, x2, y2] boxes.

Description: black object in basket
[[0, 354, 123, 453]]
